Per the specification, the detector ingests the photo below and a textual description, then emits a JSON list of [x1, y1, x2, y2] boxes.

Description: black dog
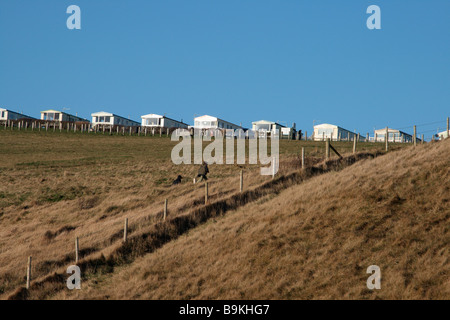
[[172, 175, 182, 185]]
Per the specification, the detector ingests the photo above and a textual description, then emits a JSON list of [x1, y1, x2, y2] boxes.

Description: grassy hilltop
[[1, 129, 446, 299]]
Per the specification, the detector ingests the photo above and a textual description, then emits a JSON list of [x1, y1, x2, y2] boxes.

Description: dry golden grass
[[52, 139, 449, 300], [0, 129, 416, 299]]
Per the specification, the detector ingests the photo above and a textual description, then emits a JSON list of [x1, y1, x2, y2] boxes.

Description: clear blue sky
[[1, 0, 449, 138]]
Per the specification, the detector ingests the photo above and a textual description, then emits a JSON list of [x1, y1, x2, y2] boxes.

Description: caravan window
[[1, 111, 5, 118], [146, 118, 160, 126], [98, 116, 111, 123], [43, 112, 60, 121], [317, 128, 333, 135], [255, 124, 271, 131], [44, 112, 56, 121]]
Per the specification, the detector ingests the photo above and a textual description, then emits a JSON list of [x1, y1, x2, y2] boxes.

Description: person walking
[[194, 161, 209, 184]]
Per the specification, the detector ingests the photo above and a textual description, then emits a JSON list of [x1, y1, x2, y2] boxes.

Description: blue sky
[[1, 0, 449, 138]]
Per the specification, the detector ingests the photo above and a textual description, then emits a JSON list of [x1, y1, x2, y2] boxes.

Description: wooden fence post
[[325, 138, 330, 159], [353, 135, 357, 154], [304, 131, 307, 141], [160, 128, 162, 137], [26, 256, 32, 290], [164, 199, 168, 220], [447, 117, 449, 139], [413, 125, 417, 146], [385, 127, 389, 152], [301, 147, 305, 169], [75, 237, 79, 264], [124, 218, 128, 242], [421, 134, 424, 144], [205, 182, 208, 205], [240, 170, 243, 193], [272, 156, 276, 179]]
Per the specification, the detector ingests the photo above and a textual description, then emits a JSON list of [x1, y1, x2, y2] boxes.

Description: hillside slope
[[58, 140, 449, 299]]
